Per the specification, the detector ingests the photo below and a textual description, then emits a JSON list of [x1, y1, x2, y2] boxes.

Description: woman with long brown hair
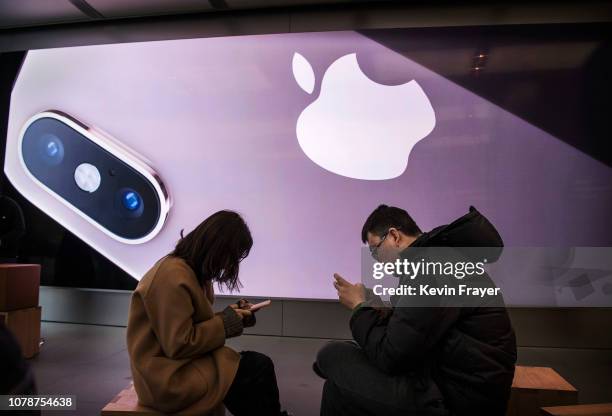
[[127, 210, 287, 415]]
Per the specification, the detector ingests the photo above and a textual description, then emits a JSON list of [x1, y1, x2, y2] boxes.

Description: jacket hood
[[411, 206, 504, 262]]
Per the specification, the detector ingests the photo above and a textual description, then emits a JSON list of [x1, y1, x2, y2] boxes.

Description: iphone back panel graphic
[[7, 32, 433, 299]]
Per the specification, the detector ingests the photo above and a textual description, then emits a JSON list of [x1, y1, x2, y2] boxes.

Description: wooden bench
[[0, 306, 41, 358], [541, 403, 612, 416], [101, 384, 226, 415], [507, 366, 578, 416], [101, 384, 161, 415], [104, 366, 576, 415], [0, 264, 42, 358]]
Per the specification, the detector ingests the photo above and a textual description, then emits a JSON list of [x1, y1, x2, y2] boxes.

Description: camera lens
[[116, 188, 144, 218], [46, 141, 59, 157], [39, 134, 64, 165], [122, 190, 141, 211]]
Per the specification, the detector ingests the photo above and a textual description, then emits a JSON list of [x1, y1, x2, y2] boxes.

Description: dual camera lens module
[[38, 130, 145, 217], [19, 111, 169, 243]]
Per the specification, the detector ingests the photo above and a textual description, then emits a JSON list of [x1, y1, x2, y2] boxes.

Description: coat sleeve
[[143, 267, 227, 360], [350, 305, 461, 375]]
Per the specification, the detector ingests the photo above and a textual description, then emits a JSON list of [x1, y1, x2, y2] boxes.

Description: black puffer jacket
[[350, 207, 517, 416]]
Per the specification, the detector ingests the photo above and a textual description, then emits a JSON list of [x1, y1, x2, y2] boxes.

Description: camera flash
[[74, 163, 101, 193]]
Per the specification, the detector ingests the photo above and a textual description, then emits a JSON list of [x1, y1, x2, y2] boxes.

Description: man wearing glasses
[[314, 204, 517, 416]]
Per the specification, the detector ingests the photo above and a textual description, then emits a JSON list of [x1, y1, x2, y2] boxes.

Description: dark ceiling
[[0, 0, 369, 29]]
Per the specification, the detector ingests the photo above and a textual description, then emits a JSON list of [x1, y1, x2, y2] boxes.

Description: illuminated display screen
[[4, 26, 612, 303]]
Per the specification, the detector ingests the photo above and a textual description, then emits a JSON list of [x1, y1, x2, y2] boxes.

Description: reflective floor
[[30, 322, 328, 416], [29, 321, 612, 415]]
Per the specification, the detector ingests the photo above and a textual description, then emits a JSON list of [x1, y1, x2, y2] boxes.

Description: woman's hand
[[232, 308, 252, 320], [232, 307, 256, 328], [230, 299, 253, 310], [227, 299, 256, 327]]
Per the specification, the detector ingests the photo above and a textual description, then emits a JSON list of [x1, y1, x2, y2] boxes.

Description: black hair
[[170, 210, 252, 292], [361, 204, 421, 243]]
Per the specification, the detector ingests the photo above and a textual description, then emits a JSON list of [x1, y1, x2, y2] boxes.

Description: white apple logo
[[293, 52, 436, 180]]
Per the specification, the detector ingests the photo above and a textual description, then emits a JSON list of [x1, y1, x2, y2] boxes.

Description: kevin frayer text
[[372, 284, 501, 298]]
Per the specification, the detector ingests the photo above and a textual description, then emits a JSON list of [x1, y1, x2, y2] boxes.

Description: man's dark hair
[[361, 204, 422, 243], [171, 210, 253, 292]]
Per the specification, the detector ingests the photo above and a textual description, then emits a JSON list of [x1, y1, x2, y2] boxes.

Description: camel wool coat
[[127, 256, 240, 415]]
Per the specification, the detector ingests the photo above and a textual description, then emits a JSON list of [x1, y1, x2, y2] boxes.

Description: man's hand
[[333, 273, 366, 310]]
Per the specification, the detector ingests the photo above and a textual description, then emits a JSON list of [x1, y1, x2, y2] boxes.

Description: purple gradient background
[[6, 31, 612, 302]]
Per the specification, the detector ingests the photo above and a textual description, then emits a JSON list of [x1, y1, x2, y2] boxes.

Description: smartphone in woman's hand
[[249, 300, 271, 312]]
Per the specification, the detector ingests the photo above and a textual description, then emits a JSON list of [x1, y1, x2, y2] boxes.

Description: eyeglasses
[[368, 227, 402, 259], [369, 230, 391, 259]]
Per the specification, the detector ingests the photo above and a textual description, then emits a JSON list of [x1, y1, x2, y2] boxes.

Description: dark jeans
[[316, 341, 450, 416], [223, 351, 282, 416]]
